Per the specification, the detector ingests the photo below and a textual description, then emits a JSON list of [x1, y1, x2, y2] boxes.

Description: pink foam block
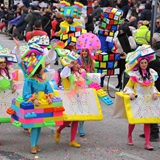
[[54, 112, 63, 116], [19, 118, 44, 124], [88, 83, 101, 90], [56, 121, 63, 126], [20, 108, 44, 114]]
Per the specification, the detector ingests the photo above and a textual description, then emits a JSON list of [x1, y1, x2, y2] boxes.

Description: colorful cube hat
[[19, 36, 49, 78], [60, 1, 83, 18], [0, 44, 17, 64]]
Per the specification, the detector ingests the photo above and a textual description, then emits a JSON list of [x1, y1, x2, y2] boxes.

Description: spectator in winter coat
[[92, 1, 102, 21], [155, 17, 160, 33], [10, 7, 28, 40], [117, 0, 130, 18], [139, 3, 152, 21], [25, 20, 47, 42], [87, 0, 93, 15], [51, 12, 63, 39], [85, 15, 94, 32], [0, 7, 5, 20], [25, 6, 42, 33], [22, 0, 30, 8], [42, 9, 52, 38], [99, 0, 109, 7]]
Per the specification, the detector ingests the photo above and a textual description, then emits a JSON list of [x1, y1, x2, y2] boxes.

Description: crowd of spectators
[[0, 0, 158, 42]]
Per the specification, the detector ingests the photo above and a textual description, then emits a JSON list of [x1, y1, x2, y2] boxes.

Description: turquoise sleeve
[[23, 79, 33, 101], [45, 81, 54, 94]]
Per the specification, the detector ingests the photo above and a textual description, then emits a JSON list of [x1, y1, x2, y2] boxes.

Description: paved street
[[0, 34, 160, 160]]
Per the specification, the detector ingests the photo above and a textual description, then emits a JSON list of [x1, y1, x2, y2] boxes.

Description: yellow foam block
[[96, 89, 107, 97], [109, 32, 114, 36], [54, 89, 103, 121], [59, 57, 71, 66], [113, 92, 160, 124], [34, 102, 54, 109], [44, 117, 64, 121], [15, 101, 20, 107], [61, 34, 68, 40], [100, 62, 107, 68]]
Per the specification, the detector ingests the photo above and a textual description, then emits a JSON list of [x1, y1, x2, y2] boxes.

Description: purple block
[[58, 86, 64, 90], [52, 97, 62, 102], [12, 98, 16, 105]]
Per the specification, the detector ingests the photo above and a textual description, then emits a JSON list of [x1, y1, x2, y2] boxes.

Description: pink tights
[[128, 124, 150, 144], [57, 121, 78, 142]]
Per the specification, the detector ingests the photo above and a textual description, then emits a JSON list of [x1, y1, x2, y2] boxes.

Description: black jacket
[[85, 15, 94, 33], [42, 13, 52, 37], [139, 3, 152, 21], [149, 49, 160, 91], [16, 13, 28, 31]]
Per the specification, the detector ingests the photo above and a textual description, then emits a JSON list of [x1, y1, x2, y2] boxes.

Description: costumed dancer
[[122, 46, 158, 150], [0, 47, 16, 94], [76, 32, 101, 137], [15, 40, 55, 153], [55, 1, 84, 37], [13, 36, 58, 134], [78, 48, 94, 137], [54, 60, 87, 148], [23, 64, 54, 154]]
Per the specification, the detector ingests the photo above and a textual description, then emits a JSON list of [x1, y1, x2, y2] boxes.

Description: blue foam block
[[11, 114, 19, 121], [20, 102, 34, 110], [100, 96, 113, 106], [36, 112, 53, 118], [11, 105, 20, 112]]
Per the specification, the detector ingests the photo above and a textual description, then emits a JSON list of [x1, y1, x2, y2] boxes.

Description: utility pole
[[150, 0, 158, 46]]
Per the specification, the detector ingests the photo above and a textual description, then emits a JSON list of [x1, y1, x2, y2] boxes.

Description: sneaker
[[69, 141, 81, 148], [54, 128, 60, 142], [35, 145, 40, 152], [127, 137, 134, 146], [79, 133, 85, 137], [30, 146, 37, 154], [144, 143, 153, 150]]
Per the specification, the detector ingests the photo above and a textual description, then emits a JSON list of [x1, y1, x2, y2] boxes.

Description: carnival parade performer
[[123, 46, 159, 150], [54, 60, 87, 148], [76, 32, 101, 137], [12, 36, 59, 153], [23, 63, 54, 154], [0, 47, 16, 94], [55, 1, 84, 37], [77, 48, 95, 137]]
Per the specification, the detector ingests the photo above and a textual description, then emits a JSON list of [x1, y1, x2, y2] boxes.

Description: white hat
[[153, 33, 160, 42]]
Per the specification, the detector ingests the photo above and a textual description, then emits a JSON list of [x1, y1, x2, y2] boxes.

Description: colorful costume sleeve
[[45, 81, 54, 97], [23, 79, 35, 101], [123, 78, 135, 95], [60, 66, 71, 78]]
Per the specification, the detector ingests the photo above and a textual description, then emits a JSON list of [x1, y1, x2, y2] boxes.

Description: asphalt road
[[0, 34, 160, 160]]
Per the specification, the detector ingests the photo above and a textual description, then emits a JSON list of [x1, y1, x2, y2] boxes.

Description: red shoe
[[127, 137, 134, 146], [144, 143, 153, 150]]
